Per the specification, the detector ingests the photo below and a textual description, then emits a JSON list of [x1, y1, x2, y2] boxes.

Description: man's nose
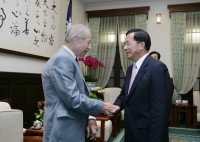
[[88, 44, 92, 50], [124, 45, 128, 50]]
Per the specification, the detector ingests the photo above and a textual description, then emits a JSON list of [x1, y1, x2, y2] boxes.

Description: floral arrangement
[[90, 86, 104, 100], [79, 55, 104, 82], [34, 101, 44, 123]]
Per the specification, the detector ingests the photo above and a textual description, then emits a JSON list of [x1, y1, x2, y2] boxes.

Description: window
[[101, 32, 116, 43], [185, 28, 200, 44], [106, 36, 125, 88]]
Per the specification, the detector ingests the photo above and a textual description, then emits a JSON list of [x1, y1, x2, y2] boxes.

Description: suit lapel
[[125, 56, 150, 101], [63, 48, 89, 95]]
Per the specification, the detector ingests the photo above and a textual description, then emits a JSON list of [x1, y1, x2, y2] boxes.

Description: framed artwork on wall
[[0, 0, 64, 59]]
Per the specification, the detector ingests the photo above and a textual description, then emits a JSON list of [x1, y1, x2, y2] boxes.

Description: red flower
[[37, 101, 44, 109], [79, 56, 104, 68], [78, 56, 104, 82]]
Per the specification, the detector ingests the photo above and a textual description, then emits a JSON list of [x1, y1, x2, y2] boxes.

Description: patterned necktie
[[128, 64, 137, 94]]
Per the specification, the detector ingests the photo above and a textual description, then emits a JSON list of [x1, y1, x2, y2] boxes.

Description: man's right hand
[[103, 102, 120, 116]]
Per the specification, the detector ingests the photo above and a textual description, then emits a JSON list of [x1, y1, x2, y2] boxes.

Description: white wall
[[72, 0, 87, 25], [84, 0, 200, 77]]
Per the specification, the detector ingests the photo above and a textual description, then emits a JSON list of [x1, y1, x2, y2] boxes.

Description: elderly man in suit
[[42, 24, 119, 142], [114, 29, 172, 142]]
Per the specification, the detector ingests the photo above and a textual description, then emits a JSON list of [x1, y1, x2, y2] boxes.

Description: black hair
[[149, 51, 161, 59], [126, 29, 151, 51]]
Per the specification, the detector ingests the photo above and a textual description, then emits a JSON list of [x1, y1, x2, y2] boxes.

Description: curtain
[[88, 18, 100, 57], [171, 12, 200, 102], [96, 17, 118, 87], [118, 14, 147, 75], [180, 12, 200, 93], [171, 12, 185, 101]]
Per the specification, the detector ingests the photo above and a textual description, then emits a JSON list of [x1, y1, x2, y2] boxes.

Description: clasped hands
[[103, 102, 120, 117]]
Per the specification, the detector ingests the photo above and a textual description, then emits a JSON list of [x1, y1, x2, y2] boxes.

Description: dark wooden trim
[[0, 48, 49, 60], [86, 6, 150, 19], [168, 2, 200, 13], [0, 72, 41, 78]]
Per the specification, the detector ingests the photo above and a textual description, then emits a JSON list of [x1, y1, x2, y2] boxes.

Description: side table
[[24, 127, 43, 142], [173, 104, 197, 128], [25, 127, 43, 136], [24, 136, 43, 142]]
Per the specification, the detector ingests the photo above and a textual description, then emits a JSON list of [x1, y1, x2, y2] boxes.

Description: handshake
[[102, 102, 120, 117]]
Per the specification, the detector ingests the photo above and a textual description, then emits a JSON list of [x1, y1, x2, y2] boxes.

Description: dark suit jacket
[[114, 55, 172, 142]]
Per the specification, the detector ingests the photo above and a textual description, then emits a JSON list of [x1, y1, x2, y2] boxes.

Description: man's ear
[[140, 41, 145, 49], [71, 36, 78, 44]]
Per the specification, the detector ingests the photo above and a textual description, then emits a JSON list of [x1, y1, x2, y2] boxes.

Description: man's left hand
[[87, 119, 98, 140]]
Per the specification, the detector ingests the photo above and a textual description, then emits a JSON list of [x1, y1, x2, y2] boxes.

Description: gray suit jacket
[[42, 46, 103, 142]]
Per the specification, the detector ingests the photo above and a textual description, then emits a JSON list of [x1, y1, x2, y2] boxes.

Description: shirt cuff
[[88, 116, 96, 120]]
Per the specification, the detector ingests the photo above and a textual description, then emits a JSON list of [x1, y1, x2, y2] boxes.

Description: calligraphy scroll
[[0, 0, 63, 58]]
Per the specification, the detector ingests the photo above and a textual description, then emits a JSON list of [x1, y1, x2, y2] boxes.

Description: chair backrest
[[193, 91, 200, 112], [104, 87, 122, 103], [0, 102, 11, 110], [0, 102, 23, 142]]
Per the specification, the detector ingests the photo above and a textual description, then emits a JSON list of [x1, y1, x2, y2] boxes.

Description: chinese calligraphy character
[[41, 30, 48, 42], [16, 0, 19, 6], [34, 28, 40, 34], [10, 21, 20, 37], [22, 18, 29, 35], [43, 19, 47, 28], [25, 7, 29, 16], [33, 36, 40, 47], [0, 8, 6, 28], [51, 0, 57, 14], [12, 11, 21, 18], [35, 0, 41, 8], [43, 0, 49, 9], [49, 34, 54, 46], [36, 11, 40, 25]]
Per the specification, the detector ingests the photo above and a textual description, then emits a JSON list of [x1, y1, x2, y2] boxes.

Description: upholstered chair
[[193, 91, 200, 128], [0, 102, 23, 142], [103, 87, 123, 136]]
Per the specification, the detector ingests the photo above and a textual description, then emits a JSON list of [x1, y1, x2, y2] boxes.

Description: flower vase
[[85, 82, 96, 94]]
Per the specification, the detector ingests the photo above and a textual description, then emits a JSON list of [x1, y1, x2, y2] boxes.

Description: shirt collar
[[134, 53, 149, 69], [63, 45, 76, 60]]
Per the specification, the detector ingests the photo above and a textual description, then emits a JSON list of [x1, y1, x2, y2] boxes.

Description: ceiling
[[80, 0, 149, 6]]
